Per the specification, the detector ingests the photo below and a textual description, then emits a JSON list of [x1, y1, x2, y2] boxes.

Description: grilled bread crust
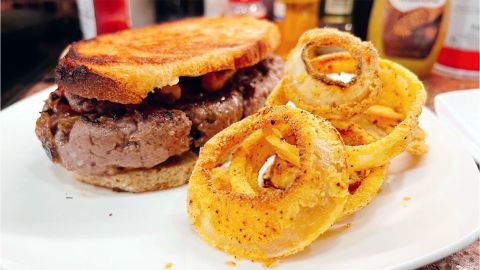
[[73, 152, 197, 193], [57, 17, 280, 104]]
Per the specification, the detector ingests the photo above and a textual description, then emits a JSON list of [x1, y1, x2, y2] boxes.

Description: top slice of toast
[[57, 17, 280, 104]]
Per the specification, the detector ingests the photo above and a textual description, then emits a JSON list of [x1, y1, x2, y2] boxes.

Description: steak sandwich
[[35, 17, 283, 192]]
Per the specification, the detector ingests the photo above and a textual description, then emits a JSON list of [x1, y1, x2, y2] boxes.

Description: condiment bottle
[[352, 0, 374, 40], [434, 0, 479, 79], [274, 0, 320, 59], [225, 0, 267, 19], [319, 0, 354, 32], [368, 0, 450, 77]]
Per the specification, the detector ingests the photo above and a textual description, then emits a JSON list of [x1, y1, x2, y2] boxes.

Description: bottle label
[[274, 0, 286, 21], [389, 0, 446, 12], [325, 0, 353, 15], [382, 0, 446, 59], [442, 0, 479, 51], [437, 0, 479, 71]]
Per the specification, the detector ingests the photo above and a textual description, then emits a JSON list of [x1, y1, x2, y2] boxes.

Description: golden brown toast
[[57, 17, 280, 104], [74, 152, 197, 192]]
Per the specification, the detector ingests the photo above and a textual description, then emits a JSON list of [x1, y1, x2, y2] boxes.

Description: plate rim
[[434, 88, 480, 162]]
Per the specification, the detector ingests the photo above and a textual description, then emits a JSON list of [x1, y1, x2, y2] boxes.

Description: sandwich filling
[[36, 55, 283, 175]]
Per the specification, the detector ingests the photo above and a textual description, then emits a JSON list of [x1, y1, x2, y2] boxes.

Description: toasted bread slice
[[57, 17, 280, 104], [73, 151, 197, 193]]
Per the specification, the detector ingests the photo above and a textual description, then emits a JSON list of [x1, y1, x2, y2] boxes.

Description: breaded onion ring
[[407, 127, 428, 155], [187, 105, 349, 262], [283, 29, 381, 119], [336, 126, 388, 220], [343, 59, 426, 170], [340, 165, 388, 220], [288, 50, 427, 170], [310, 51, 357, 75], [270, 59, 427, 171], [266, 78, 289, 106]]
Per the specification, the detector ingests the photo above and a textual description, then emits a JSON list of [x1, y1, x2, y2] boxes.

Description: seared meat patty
[[180, 90, 243, 147], [37, 91, 192, 175], [236, 55, 283, 116], [57, 110, 192, 175], [36, 55, 283, 175], [64, 91, 126, 115]]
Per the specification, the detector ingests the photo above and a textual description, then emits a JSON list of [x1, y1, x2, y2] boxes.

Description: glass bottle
[[319, 0, 353, 32], [225, 0, 267, 18], [274, 0, 320, 58]]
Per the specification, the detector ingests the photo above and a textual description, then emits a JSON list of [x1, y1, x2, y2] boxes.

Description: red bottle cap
[[93, 0, 129, 35]]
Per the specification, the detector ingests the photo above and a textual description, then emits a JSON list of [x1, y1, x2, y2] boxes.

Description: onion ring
[[407, 127, 428, 155], [266, 78, 289, 106], [283, 28, 382, 119], [310, 51, 357, 75], [340, 165, 388, 220], [300, 51, 426, 169], [187, 105, 349, 262], [344, 59, 426, 170], [335, 126, 388, 220], [270, 57, 427, 171]]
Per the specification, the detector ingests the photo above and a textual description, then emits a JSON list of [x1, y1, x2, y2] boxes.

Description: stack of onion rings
[[268, 44, 426, 217], [330, 57, 427, 170], [188, 29, 428, 264], [267, 34, 427, 171]]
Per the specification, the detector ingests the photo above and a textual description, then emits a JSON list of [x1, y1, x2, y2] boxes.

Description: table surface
[[20, 70, 480, 270]]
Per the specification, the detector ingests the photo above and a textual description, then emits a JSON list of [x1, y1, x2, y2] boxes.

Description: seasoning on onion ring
[[407, 127, 429, 155], [266, 78, 290, 106], [340, 165, 388, 220], [344, 59, 426, 170], [284, 48, 427, 170], [283, 28, 382, 119], [335, 125, 388, 220], [187, 105, 349, 263], [309, 51, 357, 75]]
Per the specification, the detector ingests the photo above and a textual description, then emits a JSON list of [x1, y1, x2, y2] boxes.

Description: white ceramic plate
[[1, 88, 479, 270], [435, 89, 480, 162]]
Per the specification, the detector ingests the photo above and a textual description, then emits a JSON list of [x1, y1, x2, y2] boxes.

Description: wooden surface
[[422, 70, 480, 110], [20, 70, 480, 269]]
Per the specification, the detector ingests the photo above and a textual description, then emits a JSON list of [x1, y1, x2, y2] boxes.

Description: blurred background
[[1, 0, 479, 108]]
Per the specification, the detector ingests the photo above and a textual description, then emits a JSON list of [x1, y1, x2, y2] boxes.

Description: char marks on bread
[[57, 17, 280, 104]]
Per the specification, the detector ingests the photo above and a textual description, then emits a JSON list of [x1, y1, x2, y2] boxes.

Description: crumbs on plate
[[225, 261, 236, 266]]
